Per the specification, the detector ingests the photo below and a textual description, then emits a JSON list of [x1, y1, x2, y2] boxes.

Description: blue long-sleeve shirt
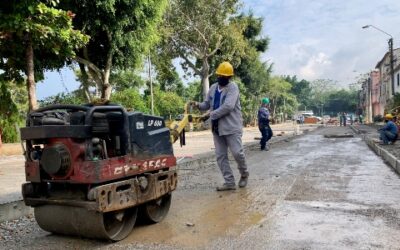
[[258, 107, 270, 126], [381, 121, 398, 135]]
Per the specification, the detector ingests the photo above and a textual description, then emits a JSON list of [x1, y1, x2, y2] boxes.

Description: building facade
[[370, 70, 383, 118], [375, 48, 400, 107], [394, 63, 400, 95]]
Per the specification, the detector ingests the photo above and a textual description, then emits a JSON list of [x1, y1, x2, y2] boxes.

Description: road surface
[[1, 126, 400, 249]]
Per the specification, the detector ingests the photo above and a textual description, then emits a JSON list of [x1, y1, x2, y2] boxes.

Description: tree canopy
[[0, 0, 88, 110], [159, 0, 248, 100], [64, 0, 168, 100]]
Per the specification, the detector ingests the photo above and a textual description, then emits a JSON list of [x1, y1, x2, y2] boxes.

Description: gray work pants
[[213, 132, 249, 185]]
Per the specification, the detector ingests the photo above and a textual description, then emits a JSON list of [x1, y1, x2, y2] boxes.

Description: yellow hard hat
[[216, 61, 234, 77], [385, 114, 394, 119]]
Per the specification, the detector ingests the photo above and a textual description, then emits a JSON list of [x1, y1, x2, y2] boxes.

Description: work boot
[[261, 145, 269, 151], [216, 183, 236, 191], [238, 175, 248, 188]]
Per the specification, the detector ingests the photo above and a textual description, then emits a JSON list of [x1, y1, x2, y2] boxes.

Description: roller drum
[[34, 205, 137, 241]]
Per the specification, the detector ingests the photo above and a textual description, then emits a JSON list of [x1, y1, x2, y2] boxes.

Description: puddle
[[122, 190, 263, 248]]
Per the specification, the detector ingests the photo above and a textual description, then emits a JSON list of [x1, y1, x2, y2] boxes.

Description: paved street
[[1, 125, 400, 249]]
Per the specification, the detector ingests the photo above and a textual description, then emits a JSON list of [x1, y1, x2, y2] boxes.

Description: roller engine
[[20, 104, 178, 241]]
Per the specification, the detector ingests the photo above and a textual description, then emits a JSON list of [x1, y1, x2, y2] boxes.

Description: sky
[[244, 0, 400, 86], [37, 0, 400, 99]]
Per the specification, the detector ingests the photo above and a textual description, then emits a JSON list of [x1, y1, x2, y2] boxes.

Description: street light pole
[[389, 37, 394, 96], [362, 25, 395, 96]]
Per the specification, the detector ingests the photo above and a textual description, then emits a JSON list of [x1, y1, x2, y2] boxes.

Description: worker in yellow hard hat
[[190, 61, 249, 191], [378, 113, 398, 145]]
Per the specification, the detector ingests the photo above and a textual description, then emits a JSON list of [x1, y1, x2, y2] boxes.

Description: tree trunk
[[78, 63, 92, 102], [201, 58, 210, 101], [101, 51, 113, 100], [26, 38, 38, 111], [101, 73, 112, 100], [271, 99, 276, 120]]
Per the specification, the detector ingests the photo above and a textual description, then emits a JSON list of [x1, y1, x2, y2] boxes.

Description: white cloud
[[244, 0, 400, 86], [299, 52, 332, 79]]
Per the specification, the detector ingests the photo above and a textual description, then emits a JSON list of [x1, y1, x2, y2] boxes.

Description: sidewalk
[[351, 124, 400, 175], [0, 155, 25, 204]]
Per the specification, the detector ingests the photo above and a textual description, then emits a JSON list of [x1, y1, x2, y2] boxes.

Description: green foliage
[[65, 0, 168, 99], [147, 87, 185, 117], [267, 76, 297, 117], [325, 89, 358, 114], [159, 0, 247, 99], [111, 70, 146, 92], [373, 115, 384, 123], [110, 89, 149, 113], [182, 81, 203, 102], [0, 81, 26, 142], [284, 76, 312, 110], [67, 0, 167, 68], [0, 0, 89, 79], [386, 93, 400, 113], [0, 0, 89, 110], [237, 80, 257, 125], [39, 92, 85, 106]]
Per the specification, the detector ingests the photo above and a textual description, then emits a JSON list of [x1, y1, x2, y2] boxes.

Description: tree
[[0, 80, 27, 142], [148, 88, 185, 118], [161, 0, 246, 100], [284, 76, 312, 111], [266, 76, 297, 119], [387, 93, 400, 114], [39, 91, 85, 106], [65, 0, 168, 100], [323, 89, 358, 115], [309, 79, 337, 115], [149, 54, 185, 96], [0, 0, 88, 111], [182, 81, 203, 102], [111, 88, 149, 113], [230, 12, 271, 125], [233, 12, 270, 92]]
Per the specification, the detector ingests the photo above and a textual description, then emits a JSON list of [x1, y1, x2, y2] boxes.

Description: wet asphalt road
[[1, 126, 400, 249]]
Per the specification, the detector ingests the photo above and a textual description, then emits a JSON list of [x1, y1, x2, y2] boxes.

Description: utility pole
[[362, 25, 395, 96], [389, 38, 395, 96]]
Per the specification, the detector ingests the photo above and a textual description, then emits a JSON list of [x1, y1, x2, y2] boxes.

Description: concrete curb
[[0, 132, 300, 222], [350, 125, 400, 175]]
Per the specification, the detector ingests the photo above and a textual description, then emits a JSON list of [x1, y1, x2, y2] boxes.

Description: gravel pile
[[0, 215, 45, 244]]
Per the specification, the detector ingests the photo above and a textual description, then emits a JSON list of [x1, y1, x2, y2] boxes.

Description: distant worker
[[339, 112, 343, 126], [378, 114, 398, 145], [258, 98, 273, 151], [299, 114, 304, 124], [342, 112, 347, 126], [190, 62, 249, 191], [359, 114, 363, 124]]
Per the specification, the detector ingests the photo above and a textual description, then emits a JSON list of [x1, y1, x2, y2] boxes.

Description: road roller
[[20, 104, 180, 241]]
